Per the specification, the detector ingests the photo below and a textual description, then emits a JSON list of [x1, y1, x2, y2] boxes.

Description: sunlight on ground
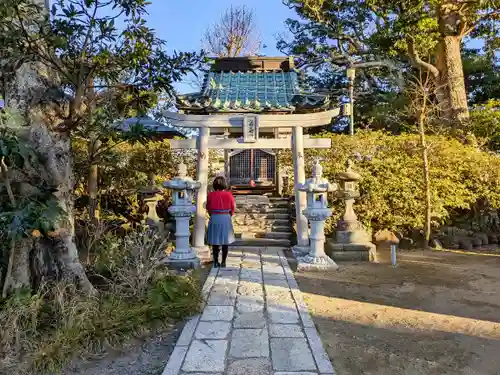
[[304, 294, 500, 340]]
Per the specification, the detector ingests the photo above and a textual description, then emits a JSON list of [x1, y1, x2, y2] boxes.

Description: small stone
[[269, 324, 304, 338], [230, 328, 269, 358], [182, 340, 227, 372], [194, 321, 231, 339], [374, 229, 400, 244], [201, 305, 234, 321], [227, 358, 272, 375], [270, 338, 317, 371]]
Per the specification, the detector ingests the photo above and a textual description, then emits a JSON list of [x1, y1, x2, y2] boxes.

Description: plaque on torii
[[243, 115, 259, 143]]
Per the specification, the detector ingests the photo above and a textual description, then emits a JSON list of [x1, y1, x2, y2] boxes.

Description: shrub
[[282, 131, 500, 233]]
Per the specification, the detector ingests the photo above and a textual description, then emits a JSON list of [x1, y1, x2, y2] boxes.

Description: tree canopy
[[279, 0, 500, 124]]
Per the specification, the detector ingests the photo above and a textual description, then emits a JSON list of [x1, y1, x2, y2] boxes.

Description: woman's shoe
[[213, 261, 220, 268], [220, 262, 226, 268]]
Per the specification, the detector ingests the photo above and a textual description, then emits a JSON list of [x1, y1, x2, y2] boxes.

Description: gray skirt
[[207, 211, 235, 246]]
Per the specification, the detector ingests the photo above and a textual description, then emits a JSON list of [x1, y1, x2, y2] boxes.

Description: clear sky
[[142, 1, 296, 93]]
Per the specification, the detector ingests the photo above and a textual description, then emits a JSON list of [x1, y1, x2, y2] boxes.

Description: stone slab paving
[[161, 248, 336, 375]]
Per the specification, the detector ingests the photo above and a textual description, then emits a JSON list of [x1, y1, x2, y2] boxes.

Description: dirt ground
[[288, 250, 500, 375]]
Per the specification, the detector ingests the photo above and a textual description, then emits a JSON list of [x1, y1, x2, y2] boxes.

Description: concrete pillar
[[292, 126, 310, 253], [193, 126, 210, 262]]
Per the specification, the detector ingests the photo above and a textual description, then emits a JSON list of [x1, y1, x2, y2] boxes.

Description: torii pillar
[[292, 125, 310, 254], [193, 126, 211, 262]]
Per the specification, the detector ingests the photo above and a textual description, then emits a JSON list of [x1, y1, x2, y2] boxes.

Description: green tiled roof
[[202, 71, 300, 109], [177, 70, 330, 113]]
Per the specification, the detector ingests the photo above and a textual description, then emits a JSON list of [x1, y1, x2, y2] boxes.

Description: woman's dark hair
[[213, 176, 228, 191]]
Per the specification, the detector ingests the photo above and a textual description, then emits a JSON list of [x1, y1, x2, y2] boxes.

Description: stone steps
[[236, 231, 292, 240], [233, 224, 292, 233], [230, 238, 292, 247], [232, 194, 293, 249], [235, 201, 289, 209], [234, 207, 289, 214], [233, 213, 289, 220]]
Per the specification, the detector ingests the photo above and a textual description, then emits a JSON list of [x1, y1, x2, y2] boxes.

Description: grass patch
[[0, 228, 203, 374]]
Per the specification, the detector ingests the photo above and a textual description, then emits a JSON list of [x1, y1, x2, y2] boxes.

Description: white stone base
[[291, 245, 310, 257], [166, 257, 201, 270], [193, 245, 212, 264], [296, 254, 338, 272]]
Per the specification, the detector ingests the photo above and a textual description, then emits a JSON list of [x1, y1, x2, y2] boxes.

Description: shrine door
[[229, 149, 276, 186]]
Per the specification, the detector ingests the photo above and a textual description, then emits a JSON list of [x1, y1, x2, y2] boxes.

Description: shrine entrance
[[162, 56, 346, 260], [229, 149, 276, 187]]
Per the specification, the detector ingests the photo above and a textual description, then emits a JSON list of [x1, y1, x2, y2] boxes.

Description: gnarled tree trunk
[[436, 36, 470, 123], [5, 62, 96, 295]]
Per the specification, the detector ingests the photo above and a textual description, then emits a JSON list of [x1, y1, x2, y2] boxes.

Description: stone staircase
[[230, 195, 293, 251]]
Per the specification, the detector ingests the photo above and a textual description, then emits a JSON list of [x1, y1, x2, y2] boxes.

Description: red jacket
[[206, 190, 235, 215]]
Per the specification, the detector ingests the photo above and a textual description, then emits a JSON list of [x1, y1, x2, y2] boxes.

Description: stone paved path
[[162, 248, 336, 375]]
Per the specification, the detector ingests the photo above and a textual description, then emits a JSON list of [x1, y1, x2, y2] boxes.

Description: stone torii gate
[[164, 109, 341, 261], [163, 56, 344, 261]]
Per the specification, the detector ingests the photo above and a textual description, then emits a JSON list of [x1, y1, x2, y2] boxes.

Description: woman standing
[[206, 176, 235, 268]]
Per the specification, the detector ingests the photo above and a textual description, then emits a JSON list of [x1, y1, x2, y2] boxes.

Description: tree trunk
[[441, 36, 469, 123], [5, 62, 96, 295], [88, 160, 99, 224], [418, 112, 432, 249]]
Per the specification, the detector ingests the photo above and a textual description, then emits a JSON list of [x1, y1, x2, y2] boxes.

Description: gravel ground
[[60, 323, 184, 375]]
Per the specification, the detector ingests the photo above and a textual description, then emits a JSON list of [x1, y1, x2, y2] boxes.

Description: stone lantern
[[139, 184, 164, 232], [328, 159, 375, 260], [163, 163, 201, 269], [295, 159, 339, 271]]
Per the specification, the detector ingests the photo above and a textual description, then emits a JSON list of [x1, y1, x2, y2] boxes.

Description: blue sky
[[143, 1, 296, 93], [145, 0, 295, 55]]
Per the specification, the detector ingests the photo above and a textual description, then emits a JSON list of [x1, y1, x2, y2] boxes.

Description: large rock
[[471, 236, 483, 247], [373, 229, 399, 244], [474, 232, 489, 246], [457, 237, 473, 251], [372, 229, 399, 264]]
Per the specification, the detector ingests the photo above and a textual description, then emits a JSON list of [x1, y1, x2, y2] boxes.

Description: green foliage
[[279, 0, 499, 128], [0, 0, 202, 131], [0, 112, 64, 241], [290, 131, 500, 233], [468, 100, 500, 151], [463, 48, 500, 105], [72, 138, 186, 222]]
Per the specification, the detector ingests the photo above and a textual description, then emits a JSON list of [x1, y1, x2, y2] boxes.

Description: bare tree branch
[[202, 5, 261, 57]]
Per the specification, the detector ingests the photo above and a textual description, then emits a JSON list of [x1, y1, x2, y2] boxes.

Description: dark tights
[[212, 245, 228, 266]]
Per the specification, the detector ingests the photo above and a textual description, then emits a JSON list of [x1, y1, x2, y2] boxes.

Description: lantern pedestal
[[296, 208, 338, 271], [328, 160, 375, 261], [295, 160, 338, 271]]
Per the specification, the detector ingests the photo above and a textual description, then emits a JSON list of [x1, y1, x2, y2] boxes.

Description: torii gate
[[163, 108, 342, 261]]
